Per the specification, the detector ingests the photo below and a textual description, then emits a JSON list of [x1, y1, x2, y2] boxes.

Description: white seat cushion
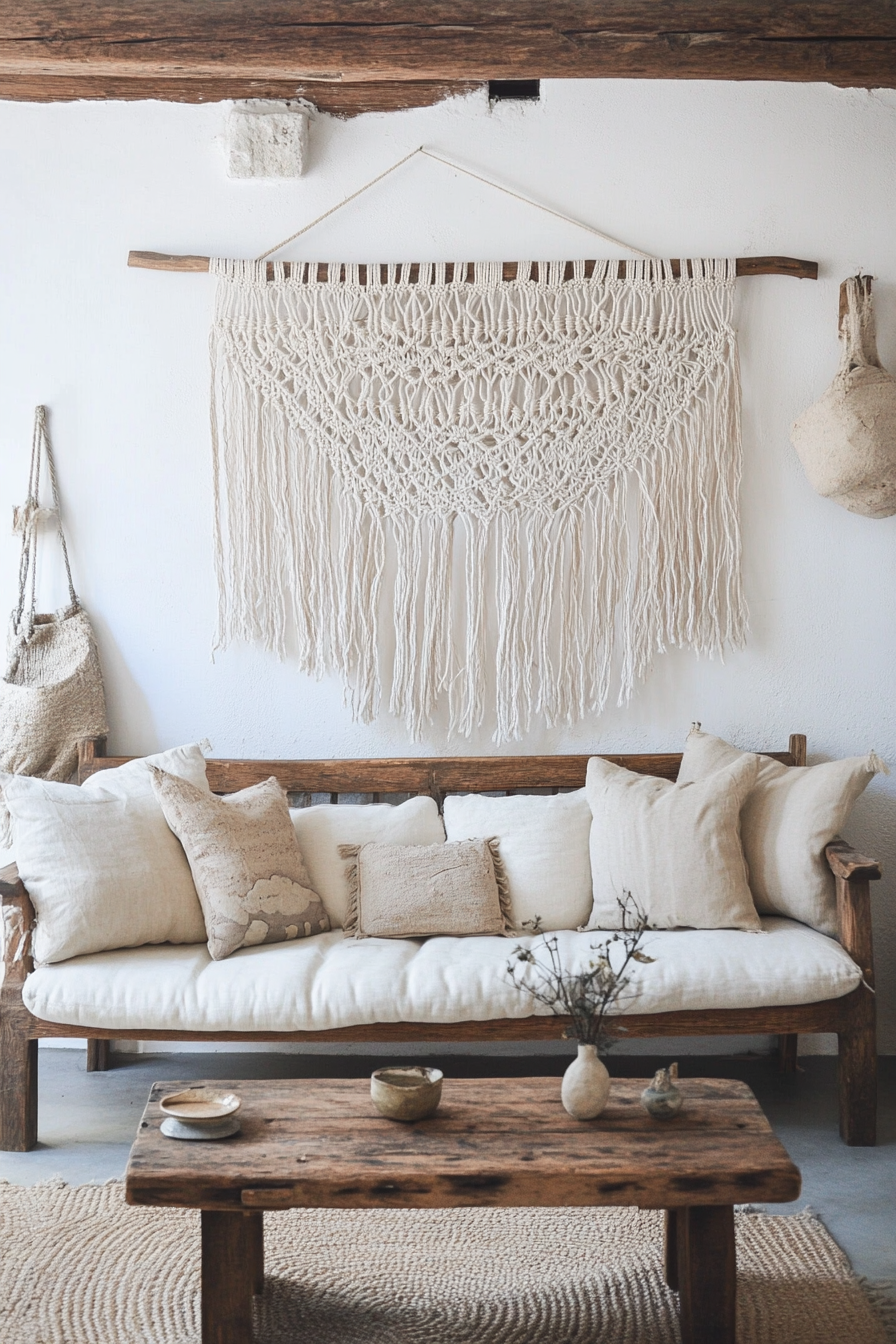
[[23, 918, 861, 1033]]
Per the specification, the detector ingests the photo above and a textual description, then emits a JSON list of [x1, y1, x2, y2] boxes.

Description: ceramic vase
[[561, 1043, 610, 1120]]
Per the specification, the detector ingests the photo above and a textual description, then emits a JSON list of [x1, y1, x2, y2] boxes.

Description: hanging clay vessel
[[640, 1063, 683, 1120], [561, 1043, 611, 1120], [791, 276, 896, 518]]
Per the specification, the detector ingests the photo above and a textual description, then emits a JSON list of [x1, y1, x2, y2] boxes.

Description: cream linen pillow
[[442, 790, 593, 930], [584, 754, 761, 931], [152, 771, 330, 961], [290, 797, 445, 928], [341, 839, 511, 940], [2, 744, 210, 964], [678, 727, 884, 935]]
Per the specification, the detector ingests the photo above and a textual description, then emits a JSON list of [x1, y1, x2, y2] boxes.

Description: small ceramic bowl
[[159, 1088, 241, 1141], [370, 1066, 443, 1122]]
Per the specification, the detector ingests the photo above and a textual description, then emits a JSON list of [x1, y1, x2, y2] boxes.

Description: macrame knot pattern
[[210, 257, 746, 741]]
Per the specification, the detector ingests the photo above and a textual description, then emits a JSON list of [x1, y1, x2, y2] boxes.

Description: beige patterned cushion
[[340, 839, 512, 940], [152, 770, 329, 961]]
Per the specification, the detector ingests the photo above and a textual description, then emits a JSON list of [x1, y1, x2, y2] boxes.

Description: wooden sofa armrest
[[0, 864, 35, 984], [825, 840, 880, 987], [825, 840, 882, 883]]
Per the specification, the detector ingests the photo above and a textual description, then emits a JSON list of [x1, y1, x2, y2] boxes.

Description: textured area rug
[[0, 1180, 891, 1344]]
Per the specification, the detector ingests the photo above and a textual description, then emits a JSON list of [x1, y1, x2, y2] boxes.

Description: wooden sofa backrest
[[77, 734, 808, 805]]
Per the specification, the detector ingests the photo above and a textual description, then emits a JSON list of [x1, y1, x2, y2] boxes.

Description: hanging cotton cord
[[257, 145, 651, 262], [12, 406, 78, 643], [210, 255, 745, 740], [258, 145, 423, 260], [418, 148, 653, 259]]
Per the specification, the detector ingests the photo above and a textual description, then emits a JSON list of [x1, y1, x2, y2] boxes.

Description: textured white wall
[[1, 81, 894, 1050]]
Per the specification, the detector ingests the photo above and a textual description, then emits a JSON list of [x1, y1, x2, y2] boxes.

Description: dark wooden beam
[[0, 71, 483, 114], [2, 3, 896, 100]]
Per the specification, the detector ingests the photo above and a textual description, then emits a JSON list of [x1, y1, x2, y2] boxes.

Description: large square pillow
[[152, 771, 329, 961], [584, 754, 760, 931], [677, 726, 884, 935], [290, 797, 445, 928], [2, 744, 210, 964], [443, 789, 593, 930]]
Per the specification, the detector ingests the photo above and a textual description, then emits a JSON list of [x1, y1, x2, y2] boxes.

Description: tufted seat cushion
[[23, 917, 862, 1034]]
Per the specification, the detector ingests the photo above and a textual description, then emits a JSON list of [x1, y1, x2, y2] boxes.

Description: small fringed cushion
[[340, 839, 512, 940]]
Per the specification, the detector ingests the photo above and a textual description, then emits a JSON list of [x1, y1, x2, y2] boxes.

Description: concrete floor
[[1, 1049, 893, 1284]]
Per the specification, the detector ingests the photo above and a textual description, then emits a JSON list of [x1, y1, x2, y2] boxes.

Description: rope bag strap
[[12, 406, 79, 643], [841, 276, 881, 374]]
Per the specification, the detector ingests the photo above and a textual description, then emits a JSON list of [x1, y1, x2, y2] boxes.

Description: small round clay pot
[[370, 1066, 443, 1121]]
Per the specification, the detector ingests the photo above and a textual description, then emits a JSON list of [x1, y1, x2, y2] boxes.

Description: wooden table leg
[[249, 1212, 264, 1295], [676, 1205, 736, 1344], [663, 1209, 679, 1291], [201, 1211, 257, 1344]]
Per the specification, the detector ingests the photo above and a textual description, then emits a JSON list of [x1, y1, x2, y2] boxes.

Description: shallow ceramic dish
[[370, 1066, 443, 1122], [159, 1088, 241, 1141]]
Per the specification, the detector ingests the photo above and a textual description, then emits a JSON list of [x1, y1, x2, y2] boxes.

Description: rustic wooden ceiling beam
[[2, 2, 896, 99], [127, 252, 819, 280], [0, 74, 483, 113]]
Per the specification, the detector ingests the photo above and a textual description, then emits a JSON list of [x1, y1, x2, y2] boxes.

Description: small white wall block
[[226, 101, 309, 179]]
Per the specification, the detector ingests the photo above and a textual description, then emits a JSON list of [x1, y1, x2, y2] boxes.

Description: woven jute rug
[[0, 1180, 892, 1344]]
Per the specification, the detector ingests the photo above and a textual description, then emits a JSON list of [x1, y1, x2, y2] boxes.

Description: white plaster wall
[[1, 81, 894, 1051]]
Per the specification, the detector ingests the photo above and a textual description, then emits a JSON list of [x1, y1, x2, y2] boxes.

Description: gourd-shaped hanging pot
[[791, 276, 896, 518]]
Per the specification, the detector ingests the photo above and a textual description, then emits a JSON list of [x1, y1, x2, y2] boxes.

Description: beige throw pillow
[[152, 770, 329, 960], [443, 789, 593, 931], [678, 727, 884, 935], [2, 744, 210, 964], [341, 839, 512, 940], [584, 754, 761, 931]]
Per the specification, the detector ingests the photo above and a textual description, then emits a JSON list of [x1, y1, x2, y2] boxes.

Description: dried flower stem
[[505, 894, 654, 1053]]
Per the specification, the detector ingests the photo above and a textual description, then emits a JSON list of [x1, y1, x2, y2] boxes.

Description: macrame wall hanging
[[131, 147, 817, 741]]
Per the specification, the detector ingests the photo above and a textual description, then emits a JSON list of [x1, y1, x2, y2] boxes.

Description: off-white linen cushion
[[677, 727, 883, 935], [584, 754, 761, 931], [442, 790, 593, 931], [23, 918, 862, 1033], [341, 839, 511, 939], [152, 771, 329, 961], [1, 744, 210, 964], [290, 798, 445, 928]]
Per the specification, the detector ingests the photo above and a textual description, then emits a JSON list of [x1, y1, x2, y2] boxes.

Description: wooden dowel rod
[[128, 250, 818, 281]]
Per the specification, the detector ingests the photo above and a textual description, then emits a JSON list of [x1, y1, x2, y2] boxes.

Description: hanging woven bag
[[791, 276, 896, 518], [0, 406, 107, 782]]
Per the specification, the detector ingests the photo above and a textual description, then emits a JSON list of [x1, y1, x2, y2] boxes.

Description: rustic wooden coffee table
[[126, 1076, 800, 1344]]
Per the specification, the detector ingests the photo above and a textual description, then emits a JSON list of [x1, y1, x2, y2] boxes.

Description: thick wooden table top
[[125, 1077, 801, 1213]]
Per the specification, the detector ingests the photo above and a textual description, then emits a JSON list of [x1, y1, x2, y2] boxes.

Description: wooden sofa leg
[[0, 1016, 38, 1152], [86, 1039, 110, 1072], [838, 990, 877, 1147], [777, 1034, 798, 1072]]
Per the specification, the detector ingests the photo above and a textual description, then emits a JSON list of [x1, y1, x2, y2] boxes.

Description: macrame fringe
[[211, 258, 746, 741]]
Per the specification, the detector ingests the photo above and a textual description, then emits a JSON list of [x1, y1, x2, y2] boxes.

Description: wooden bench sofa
[[0, 733, 880, 1151]]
